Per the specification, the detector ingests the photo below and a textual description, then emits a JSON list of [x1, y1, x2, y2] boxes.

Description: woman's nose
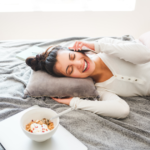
[[73, 60, 83, 71]]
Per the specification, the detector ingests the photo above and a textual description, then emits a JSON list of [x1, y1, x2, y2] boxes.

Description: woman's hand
[[68, 41, 95, 51], [51, 97, 73, 106]]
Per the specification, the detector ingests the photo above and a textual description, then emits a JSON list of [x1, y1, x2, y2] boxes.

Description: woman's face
[[54, 50, 95, 78]]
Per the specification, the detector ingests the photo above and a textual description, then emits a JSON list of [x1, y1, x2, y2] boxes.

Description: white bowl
[[20, 107, 59, 142]]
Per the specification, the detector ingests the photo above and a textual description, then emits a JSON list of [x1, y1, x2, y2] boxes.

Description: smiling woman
[[25, 44, 96, 78], [26, 35, 150, 119], [54, 48, 96, 78]]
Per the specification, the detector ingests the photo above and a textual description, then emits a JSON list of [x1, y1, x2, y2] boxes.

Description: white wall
[[0, 0, 150, 40]]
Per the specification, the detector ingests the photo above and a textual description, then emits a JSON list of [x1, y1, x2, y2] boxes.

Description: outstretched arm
[[69, 89, 129, 119], [52, 89, 130, 119]]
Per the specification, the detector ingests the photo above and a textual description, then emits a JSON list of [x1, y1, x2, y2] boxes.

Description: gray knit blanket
[[1, 36, 150, 150]]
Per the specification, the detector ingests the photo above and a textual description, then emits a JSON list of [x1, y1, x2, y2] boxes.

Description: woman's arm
[[94, 37, 150, 64], [69, 89, 130, 119]]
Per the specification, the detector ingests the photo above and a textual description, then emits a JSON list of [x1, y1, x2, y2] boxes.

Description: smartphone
[[0, 143, 5, 150]]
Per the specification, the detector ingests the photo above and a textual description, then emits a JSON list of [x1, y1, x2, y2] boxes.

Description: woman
[[26, 37, 150, 119]]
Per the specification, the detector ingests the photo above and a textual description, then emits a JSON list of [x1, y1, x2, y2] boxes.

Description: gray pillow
[[24, 70, 100, 99]]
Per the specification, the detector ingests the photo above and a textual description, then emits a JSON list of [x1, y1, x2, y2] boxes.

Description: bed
[[0, 33, 150, 150]]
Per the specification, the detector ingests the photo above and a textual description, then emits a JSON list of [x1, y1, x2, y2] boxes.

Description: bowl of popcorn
[[20, 107, 59, 142]]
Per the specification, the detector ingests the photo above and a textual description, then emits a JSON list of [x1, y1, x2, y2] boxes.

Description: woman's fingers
[[80, 43, 83, 50], [78, 42, 83, 51], [75, 42, 79, 51], [51, 97, 63, 103], [75, 41, 83, 51], [68, 41, 84, 51], [51, 97, 73, 105], [68, 47, 74, 50], [51, 97, 60, 101]]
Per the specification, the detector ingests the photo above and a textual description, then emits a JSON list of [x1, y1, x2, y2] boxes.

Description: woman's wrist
[[84, 42, 95, 51]]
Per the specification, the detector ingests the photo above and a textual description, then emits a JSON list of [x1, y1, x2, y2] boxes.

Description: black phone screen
[[0, 143, 5, 150]]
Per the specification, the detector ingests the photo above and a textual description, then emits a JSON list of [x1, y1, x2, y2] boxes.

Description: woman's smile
[[83, 59, 90, 72]]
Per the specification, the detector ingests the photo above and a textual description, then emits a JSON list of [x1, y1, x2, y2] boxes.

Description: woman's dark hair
[[25, 45, 91, 77]]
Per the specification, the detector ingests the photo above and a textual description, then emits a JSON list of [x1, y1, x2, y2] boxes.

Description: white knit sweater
[[69, 38, 150, 119]]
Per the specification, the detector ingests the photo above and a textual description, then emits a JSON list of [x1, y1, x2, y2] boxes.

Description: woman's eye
[[70, 53, 75, 60], [72, 54, 75, 60], [70, 66, 73, 74]]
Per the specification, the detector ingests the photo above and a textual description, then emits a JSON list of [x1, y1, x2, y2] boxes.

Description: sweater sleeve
[[94, 37, 150, 64], [69, 89, 130, 119]]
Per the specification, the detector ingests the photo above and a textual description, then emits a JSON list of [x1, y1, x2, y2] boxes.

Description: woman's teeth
[[83, 60, 88, 72]]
